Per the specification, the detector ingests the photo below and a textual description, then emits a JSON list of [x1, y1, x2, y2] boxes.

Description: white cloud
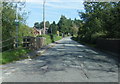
[[26, 1, 84, 10], [45, 2, 84, 10], [26, 0, 57, 3], [26, 0, 84, 3]]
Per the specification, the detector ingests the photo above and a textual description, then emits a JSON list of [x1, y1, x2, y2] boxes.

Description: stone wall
[[23, 36, 46, 50]]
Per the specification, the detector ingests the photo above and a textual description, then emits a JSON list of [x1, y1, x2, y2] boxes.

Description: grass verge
[[1, 35, 62, 64], [0, 48, 31, 64]]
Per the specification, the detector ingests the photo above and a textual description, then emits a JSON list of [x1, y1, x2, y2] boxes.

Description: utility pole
[[43, 0, 46, 34], [15, 0, 26, 48]]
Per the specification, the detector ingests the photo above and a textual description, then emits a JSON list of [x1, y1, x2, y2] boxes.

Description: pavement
[[0, 37, 119, 82]]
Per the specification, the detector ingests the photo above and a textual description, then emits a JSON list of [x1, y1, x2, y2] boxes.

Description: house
[[33, 27, 48, 36], [33, 27, 43, 36]]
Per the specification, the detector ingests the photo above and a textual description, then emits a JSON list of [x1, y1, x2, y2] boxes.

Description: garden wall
[[23, 36, 46, 50]]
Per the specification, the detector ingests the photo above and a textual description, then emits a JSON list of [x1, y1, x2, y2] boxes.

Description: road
[[1, 37, 119, 82]]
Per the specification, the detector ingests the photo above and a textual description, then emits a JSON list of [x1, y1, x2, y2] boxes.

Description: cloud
[[26, 0, 59, 3], [26, 1, 84, 10], [25, 0, 84, 27], [26, 0, 84, 10], [26, 0, 84, 3], [45, 2, 84, 10]]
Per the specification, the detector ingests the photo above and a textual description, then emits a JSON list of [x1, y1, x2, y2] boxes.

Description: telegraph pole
[[15, 0, 26, 48], [43, 0, 46, 34]]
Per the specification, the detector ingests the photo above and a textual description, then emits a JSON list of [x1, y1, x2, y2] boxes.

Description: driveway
[[1, 37, 119, 82]]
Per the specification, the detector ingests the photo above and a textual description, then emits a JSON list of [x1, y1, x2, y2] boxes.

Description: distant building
[[33, 27, 48, 36], [33, 27, 43, 36]]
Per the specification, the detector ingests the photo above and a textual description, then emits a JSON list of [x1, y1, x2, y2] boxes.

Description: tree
[[2, 2, 28, 51], [57, 15, 82, 36], [49, 21, 58, 34], [77, 2, 120, 44], [58, 15, 67, 34], [34, 21, 50, 29], [45, 21, 50, 28], [71, 25, 79, 36], [34, 22, 40, 29]]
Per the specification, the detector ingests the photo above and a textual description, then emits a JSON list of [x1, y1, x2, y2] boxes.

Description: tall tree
[[45, 21, 50, 28], [34, 22, 40, 29], [49, 21, 58, 34], [78, 2, 120, 44], [58, 15, 67, 34], [2, 2, 28, 51], [34, 21, 50, 29]]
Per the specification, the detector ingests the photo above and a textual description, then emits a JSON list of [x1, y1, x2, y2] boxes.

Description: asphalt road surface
[[1, 37, 119, 82]]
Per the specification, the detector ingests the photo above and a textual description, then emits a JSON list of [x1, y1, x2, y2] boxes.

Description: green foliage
[[19, 24, 34, 37], [58, 15, 69, 34], [2, 2, 29, 51], [37, 34, 62, 45], [57, 15, 81, 36], [48, 21, 58, 34], [78, 2, 120, 44], [0, 53, 2, 64], [2, 2, 16, 50], [45, 21, 50, 28], [34, 22, 40, 29], [1, 48, 31, 64], [33, 16, 81, 36], [18, 23, 34, 43], [37, 35, 52, 45], [2, 2, 26, 39], [34, 21, 50, 29]]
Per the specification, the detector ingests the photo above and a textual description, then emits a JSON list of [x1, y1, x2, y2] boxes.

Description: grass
[[38, 35, 52, 45], [1, 34, 62, 64], [37, 34, 62, 45], [0, 48, 31, 64], [0, 53, 2, 64], [54, 35, 62, 41]]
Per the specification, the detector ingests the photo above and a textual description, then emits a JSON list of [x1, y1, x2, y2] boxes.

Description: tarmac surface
[[1, 37, 119, 82]]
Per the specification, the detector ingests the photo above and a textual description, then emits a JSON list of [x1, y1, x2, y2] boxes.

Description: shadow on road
[[28, 41, 118, 74]]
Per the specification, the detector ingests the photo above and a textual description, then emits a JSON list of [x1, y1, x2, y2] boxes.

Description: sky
[[24, 0, 85, 27]]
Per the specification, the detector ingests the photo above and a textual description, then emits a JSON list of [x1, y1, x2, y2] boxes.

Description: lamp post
[[43, 0, 46, 34]]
